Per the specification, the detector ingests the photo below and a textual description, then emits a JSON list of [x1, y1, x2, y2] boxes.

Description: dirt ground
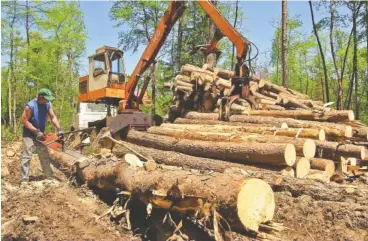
[[1, 141, 368, 241], [1, 141, 136, 241]]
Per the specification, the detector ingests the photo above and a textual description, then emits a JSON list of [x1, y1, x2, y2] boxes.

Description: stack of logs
[[162, 64, 368, 180], [48, 64, 368, 239]]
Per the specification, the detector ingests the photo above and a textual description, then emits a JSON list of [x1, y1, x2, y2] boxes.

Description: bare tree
[[329, 0, 342, 109], [231, 0, 239, 70], [281, 0, 288, 88], [309, 0, 330, 102]]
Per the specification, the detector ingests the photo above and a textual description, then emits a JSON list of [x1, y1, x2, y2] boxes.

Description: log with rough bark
[[309, 158, 335, 178], [112, 140, 280, 173], [184, 112, 219, 120], [148, 126, 316, 159], [126, 130, 296, 167], [351, 127, 368, 141], [314, 140, 366, 160], [245, 110, 355, 122], [175, 74, 191, 83], [167, 121, 326, 141], [49, 149, 275, 232], [228, 115, 353, 139]]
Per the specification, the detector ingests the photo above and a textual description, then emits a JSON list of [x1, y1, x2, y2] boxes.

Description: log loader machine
[[78, 0, 254, 137]]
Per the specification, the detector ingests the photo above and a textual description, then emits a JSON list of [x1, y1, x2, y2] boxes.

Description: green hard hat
[[38, 88, 55, 101]]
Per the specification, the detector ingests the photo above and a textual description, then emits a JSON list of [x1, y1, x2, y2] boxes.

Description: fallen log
[[351, 127, 368, 141], [310, 158, 335, 178], [228, 115, 353, 139], [112, 140, 279, 173], [148, 126, 316, 158], [165, 122, 326, 141], [314, 140, 366, 160], [50, 149, 275, 232], [126, 130, 296, 167], [245, 110, 355, 122]]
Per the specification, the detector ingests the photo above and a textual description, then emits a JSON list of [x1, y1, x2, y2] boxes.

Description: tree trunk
[[352, 2, 359, 119], [126, 130, 296, 167], [48, 150, 275, 233], [112, 140, 274, 173], [315, 140, 366, 160], [309, 0, 330, 102], [330, 0, 342, 110], [231, 0, 239, 70], [148, 126, 316, 158], [175, 17, 183, 72], [281, 0, 288, 88], [165, 122, 325, 140], [228, 115, 353, 139], [206, 0, 217, 67], [243, 109, 355, 122], [310, 158, 335, 178]]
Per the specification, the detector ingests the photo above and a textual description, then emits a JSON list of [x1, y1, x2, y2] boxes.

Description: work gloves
[[57, 127, 64, 139], [34, 130, 45, 141]]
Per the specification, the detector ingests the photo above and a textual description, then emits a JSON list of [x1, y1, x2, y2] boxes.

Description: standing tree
[[281, 0, 288, 88], [309, 0, 330, 103]]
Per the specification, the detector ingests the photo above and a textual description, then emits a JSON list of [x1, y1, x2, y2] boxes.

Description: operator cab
[[79, 46, 127, 106]]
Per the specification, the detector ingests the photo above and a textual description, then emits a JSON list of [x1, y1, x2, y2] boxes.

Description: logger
[[78, 0, 254, 136]]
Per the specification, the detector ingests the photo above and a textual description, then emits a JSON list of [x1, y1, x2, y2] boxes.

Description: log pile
[[48, 64, 367, 240], [163, 63, 368, 181]]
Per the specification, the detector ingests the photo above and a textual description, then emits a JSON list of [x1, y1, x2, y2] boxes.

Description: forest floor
[[1, 140, 368, 241]]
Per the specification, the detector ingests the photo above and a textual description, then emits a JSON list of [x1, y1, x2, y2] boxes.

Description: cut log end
[[319, 129, 326, 141], [345, 126, 353, 138], [303, 139, 316, 159], [348, 110, 355, 121], [284, 144, 296, 166], [295, 157, 311, 178], [281, 123, 288, 129], [124, 153, 143, 167], [360, 147, 366, 160], [237, 178, 275, 232]]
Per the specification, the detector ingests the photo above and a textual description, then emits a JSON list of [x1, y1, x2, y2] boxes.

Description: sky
[[78, 0, 330, 76]]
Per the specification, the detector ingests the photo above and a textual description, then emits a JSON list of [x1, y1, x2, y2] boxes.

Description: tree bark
[[309, 0, 330, 102], [244, 110, 355, 122], [165, 122, 325, 140], [148, 126, 316, 158], [330, 0, 343, 110], [112, 141, 275, 173], [228, 115, 353, 139], [126, 130, 296, 167], [315, 140, 366, 160], [281, 0, 288, 88], [49, 149, 275, 232], [310, 158, 335, 178]]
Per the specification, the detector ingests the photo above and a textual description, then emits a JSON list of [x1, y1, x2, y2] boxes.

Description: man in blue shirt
[[21, 88, 64, 184]]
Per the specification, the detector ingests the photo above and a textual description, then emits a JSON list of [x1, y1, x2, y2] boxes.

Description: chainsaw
[[38, 127, 95, 157]]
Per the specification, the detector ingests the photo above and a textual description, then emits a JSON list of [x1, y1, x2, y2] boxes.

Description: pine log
[[148, 126, 316, 159], [259, 90, 279, 100], [176, 80, 193, 88], [175, 75, 191, 83], [352, 127, 368, 141], [262, 81, 291, 95], [310, 158, 335, 178], [245, 110, 355, 122], [112, 141, 280, 173], [263, 104, 286, 111], [166, 122, 325, 141], [277, 94, 311, 109], [314, 140, 366, 160], [293, 157, 311, 178], [229, 115, 353, 139], [126, 130, 296, 167], [181, 64, 213, 75], [50, 148, 275, 232], [306, 170, 330, 183], [286, 88, 310, 100]]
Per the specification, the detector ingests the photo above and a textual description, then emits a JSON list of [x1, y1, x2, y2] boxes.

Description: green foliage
[[1, 1, 87, 139]]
